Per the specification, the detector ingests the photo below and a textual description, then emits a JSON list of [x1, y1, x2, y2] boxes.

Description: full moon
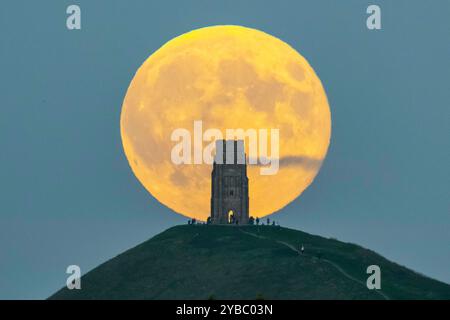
[[121, 25, 331, 221]]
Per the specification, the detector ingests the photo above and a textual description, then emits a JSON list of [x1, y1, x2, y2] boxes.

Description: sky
[[0, 0, 449, 299]]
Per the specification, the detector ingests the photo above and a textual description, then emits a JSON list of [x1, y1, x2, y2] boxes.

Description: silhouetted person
[[300, 244, 305, 255]]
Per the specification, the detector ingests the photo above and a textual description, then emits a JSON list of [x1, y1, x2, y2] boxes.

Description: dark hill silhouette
[[50, 225, 450, 300]]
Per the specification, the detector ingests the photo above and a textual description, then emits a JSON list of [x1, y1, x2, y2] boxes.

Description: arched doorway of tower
[[228, 210, 234, 224]]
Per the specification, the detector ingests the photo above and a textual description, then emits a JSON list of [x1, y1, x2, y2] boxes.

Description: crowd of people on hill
[[187, 217, 280, 226]]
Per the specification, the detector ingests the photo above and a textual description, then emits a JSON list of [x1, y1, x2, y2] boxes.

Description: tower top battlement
[[214, 140, 246, 165]]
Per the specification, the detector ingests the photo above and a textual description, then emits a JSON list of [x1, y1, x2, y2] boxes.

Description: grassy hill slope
[[50, 225, 450, 300]]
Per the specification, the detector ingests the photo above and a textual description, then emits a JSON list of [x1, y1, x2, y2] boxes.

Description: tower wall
[[210, 140, 249, 224]]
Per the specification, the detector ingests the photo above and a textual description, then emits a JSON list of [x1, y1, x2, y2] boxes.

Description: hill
[[50, 225, 450, 300]]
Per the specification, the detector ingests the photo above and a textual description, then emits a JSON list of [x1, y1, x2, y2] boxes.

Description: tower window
[[230, 190, 234, 196]]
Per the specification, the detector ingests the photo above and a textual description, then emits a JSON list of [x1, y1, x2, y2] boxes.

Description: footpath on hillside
[[238, 228, 390, 300]]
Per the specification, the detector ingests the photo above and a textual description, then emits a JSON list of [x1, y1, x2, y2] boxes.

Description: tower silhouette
[[210, 140, 249, 224]]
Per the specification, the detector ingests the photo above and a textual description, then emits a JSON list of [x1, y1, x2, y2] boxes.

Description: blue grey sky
[[0, 0, 449, 299]]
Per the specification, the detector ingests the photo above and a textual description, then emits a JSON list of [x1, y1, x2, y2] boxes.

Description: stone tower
[[210, 140, 249, 224]]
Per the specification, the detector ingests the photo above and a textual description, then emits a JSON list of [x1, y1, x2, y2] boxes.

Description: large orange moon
[[121, 25, 331, 221]]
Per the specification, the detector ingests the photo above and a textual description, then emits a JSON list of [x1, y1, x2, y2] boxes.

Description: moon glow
[[121, 25, 331, 221]]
